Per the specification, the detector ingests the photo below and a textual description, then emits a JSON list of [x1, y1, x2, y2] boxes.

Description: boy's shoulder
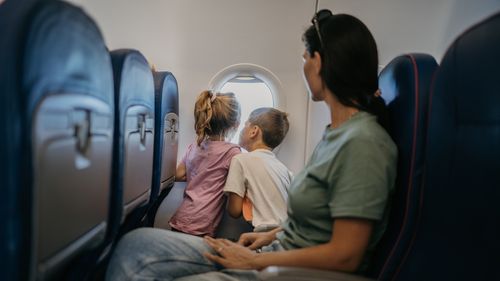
[[234, 149, 288, 167]]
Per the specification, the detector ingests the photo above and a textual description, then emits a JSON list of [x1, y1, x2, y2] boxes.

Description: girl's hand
[[204, 236, 259, 270], [238, 231, 275, 250]]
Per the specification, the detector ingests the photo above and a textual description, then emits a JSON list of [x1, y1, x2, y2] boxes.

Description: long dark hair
[[303, 12, 389, 130]]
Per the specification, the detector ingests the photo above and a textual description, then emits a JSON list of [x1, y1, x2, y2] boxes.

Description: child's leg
[[106, 228, 219, 281]]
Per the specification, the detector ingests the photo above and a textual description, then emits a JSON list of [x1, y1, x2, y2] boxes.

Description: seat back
[[370, 54, 438, 279], [1, 1, 114, 280], [109, 50, 155, 229], [152, 71, 179, 197], [144, 71, 179, 226], [393, 13, 500, 281]]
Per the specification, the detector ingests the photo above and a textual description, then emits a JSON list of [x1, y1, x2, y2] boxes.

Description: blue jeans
[[106, 228, 260, 281]]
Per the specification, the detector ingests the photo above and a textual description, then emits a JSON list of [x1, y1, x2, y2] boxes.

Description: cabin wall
[[304, 0, 500, 161], [68, 0, 500, 172]]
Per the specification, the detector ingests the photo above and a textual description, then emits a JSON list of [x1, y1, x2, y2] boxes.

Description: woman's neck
[[324, 90, 359, 129]]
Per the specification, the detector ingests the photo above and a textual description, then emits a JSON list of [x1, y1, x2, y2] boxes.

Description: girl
[[169, 90, 241, 237]]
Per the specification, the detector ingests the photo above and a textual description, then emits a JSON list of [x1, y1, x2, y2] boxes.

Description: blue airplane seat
[[145, 71, 179, 226], [392, 12, 500, 281], [369, 54, 438, 279], [0, 1, 114, 280], [109, 49, 155, 235], [152, 71, 179, 197]]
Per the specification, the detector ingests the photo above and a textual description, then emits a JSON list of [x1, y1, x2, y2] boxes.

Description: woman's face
[[302, 50, 324, 101]]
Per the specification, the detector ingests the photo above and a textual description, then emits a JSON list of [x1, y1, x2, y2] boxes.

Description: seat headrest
[[380, 54, 438, 107], [434, 12, 500, 123], [154, 71, 179, 114], [23, 1, 114, 113], [110, 49, 154, 108]]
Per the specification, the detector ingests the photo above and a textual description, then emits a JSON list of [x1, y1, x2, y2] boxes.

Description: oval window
[[209, 63, 284, 145]]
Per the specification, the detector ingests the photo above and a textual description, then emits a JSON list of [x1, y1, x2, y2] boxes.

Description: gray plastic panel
[[160, 112, 178, 191], [33, 94, 112, 265], [122, 105, 154, 215]]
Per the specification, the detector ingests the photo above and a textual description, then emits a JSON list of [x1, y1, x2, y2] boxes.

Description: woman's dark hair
[[303, 11, 389, 130]]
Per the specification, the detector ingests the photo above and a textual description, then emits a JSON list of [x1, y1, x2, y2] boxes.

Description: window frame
[[208, 63, 285, 110]]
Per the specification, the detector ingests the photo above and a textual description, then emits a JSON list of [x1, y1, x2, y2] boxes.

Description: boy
[[224, 107, 292, 232]]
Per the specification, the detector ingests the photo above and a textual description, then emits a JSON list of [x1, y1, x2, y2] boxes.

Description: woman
[[106, 10, 397, 281]]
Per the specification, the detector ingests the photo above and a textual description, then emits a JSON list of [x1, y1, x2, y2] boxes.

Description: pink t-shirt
[[169, 140, 241, 236]]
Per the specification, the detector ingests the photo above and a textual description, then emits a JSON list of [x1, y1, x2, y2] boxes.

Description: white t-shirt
[[223, 149, 293, 228]]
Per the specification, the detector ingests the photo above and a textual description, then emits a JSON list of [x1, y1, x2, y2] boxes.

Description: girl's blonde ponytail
[[193, 90, 240, 146], [194, 90, 214, 146]]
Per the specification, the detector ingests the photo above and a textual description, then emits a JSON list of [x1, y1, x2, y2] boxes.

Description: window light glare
[[220, 76, 274, 144]]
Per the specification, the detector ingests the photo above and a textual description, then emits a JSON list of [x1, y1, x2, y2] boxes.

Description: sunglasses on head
[[311, 9, 333, 49]]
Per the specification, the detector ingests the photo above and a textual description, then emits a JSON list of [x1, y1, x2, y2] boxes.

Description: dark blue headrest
[[24, 1, 114, 114], [154, 71, 179, 116], [379, 53, 437, 185], [110, 49, 155, 118], [435, 15, 500, 123]]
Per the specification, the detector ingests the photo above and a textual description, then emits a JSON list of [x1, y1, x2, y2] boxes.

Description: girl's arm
[[205, 218, 373, 273], [175, 162, 187, 181]]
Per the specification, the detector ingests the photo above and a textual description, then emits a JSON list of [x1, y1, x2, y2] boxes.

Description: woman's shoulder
[[339, 112, 397, 156]]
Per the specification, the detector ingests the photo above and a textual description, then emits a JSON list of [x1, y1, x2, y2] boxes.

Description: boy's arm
[[224, 157, 246, 218], [227, 192, 243, 218]]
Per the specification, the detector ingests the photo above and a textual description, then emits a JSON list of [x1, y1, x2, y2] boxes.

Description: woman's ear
[[313, 51, 322, 75]]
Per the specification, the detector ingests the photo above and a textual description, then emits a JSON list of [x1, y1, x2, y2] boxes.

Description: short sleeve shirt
[[169, 140, 241, 236], [223, 149, 293, 228], [277, 111, 397, 273]]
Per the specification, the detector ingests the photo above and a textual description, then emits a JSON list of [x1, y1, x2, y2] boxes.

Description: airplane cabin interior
[[1, 0, 499, 280]]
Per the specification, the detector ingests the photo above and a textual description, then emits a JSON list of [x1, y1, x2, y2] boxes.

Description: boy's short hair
[[248, 107, 289, 149]]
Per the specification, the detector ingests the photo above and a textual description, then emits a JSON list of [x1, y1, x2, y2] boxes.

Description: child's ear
[[249, 125, 260, 139]]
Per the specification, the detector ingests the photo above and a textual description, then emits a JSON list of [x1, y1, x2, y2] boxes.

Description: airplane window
[[220, 76, 274, 144]]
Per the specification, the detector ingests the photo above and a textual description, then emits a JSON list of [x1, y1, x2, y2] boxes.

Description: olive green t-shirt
[[277, 111, 397, 273]]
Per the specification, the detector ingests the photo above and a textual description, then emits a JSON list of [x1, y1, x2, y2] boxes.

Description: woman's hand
[[238, 230, 276, 250], [204, 236, 258, 269]]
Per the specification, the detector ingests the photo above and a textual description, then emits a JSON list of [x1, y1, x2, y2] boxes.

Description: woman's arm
[[227, 193, 243, 218], [253, 219, 373, 272], [205, 218, 373, 273], [175, 162, 187, 182]]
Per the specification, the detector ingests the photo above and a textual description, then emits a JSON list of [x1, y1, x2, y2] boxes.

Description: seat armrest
[[258, 266, 375, 281]]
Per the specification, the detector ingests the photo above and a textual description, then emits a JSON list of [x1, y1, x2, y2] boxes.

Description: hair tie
[[210, 91, 217, 102]]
